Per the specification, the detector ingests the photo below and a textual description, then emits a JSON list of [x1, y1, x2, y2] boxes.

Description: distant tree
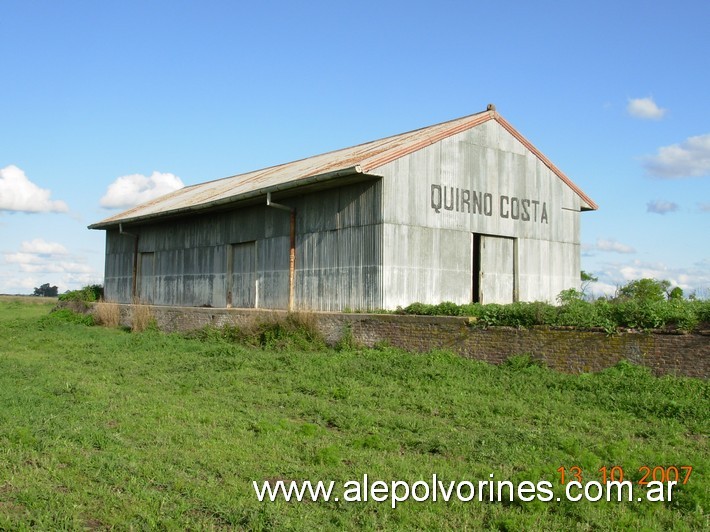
[[616, 278, 670, 303], [33, 283, 59, 297], [580, 270, 598, 297], [668, 286, 684, 300]]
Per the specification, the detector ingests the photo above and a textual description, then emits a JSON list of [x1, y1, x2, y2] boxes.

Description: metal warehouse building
[[90, 106, 597, 311]]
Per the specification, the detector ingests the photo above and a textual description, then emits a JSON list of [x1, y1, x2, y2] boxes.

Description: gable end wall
[[377, 120, 582, 307]]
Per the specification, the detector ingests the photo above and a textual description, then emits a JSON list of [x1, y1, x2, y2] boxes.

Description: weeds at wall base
[[186, 312, 327, 351], [334, 323, 361, 351], [29, 300, 709, 377], [130, 302, 157, 333]]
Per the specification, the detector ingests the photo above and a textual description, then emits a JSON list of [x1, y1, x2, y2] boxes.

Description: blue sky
[[1, 0, 708, 297]]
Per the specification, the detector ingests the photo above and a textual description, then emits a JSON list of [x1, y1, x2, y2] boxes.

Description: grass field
[[0, 295, 58, 304], [0, 301, 707, 530]]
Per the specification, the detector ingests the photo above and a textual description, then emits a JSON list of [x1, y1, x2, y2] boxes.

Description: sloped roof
[[90, 107, 597, 229]]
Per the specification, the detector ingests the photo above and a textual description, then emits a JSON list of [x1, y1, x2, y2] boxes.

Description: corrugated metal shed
[[92, 106, 598, 310], [89, 108, 596, 230]]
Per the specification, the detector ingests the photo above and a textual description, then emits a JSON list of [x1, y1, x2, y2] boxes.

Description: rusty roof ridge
[[361, 112, 495, 173], [185, 108, 493, 187], [89, 106, 599, 229]]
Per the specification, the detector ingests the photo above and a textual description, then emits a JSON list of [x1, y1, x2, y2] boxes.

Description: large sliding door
[[137, 252, 155, 303], [227, 242, 257, 308], [473, 235, 516, 304]]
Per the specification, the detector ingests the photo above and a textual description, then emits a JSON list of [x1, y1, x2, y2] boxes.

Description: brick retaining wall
[[112, 305, 709, 379]]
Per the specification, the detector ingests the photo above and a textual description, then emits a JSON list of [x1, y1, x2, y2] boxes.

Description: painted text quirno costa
[[430, 184, 548, 223]]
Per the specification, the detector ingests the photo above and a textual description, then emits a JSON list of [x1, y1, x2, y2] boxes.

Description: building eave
[[89, 165, 366, 230], [89, 106, 599, 230]]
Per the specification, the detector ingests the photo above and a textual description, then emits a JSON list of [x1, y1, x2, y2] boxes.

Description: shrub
[[40, 308, 95, 327], [690, 299, 710, 324], [555, 300, 611, 329], [477, 304, 506, 327], [615, 278, 669, 303], [502, 302, 556, 327], [402, 302, 436, 315], [397, 293, 706, 332], [58, 284, 104, 303], [431, 301, 461, 316], [557, 288, 583, 304]]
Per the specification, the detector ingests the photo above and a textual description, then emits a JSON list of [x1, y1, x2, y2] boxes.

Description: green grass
[[0, 302, 707, 530]]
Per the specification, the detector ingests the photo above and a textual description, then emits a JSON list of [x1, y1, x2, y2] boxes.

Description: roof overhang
[[89, 165, 377, 230], [90, 107, 598, 231]]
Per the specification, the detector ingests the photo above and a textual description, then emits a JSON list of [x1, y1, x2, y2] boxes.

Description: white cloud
[[1, 239, 99, 294], [19, 261, 93, 274], [643, 134, 710, 178], [5, 252, 44, 265], [0, 165, 69, 213], [595, 238, 636, 254], [5, 239, 69, 265], [646, 200, 679, 214], [20, 238, 69, 255], [100, 171, 184, 209], [627, 97, 667, 120]]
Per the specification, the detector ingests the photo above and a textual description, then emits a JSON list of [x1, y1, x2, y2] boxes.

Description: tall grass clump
[[94, 301, 121, 328], [130, 302, 155, 332]]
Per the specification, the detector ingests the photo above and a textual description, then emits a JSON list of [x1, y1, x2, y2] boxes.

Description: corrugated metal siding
[[380, 121, 580, 241], [103, 181, 382, 311], [381, 224, 471, 308], [258, 237, 290, 309], [101, 115, 588, 310], [517, 239, 580, 303], [104, 229, 134, 303], [294, 180, 383, 310], [293, 180, 382, 232], [137, 252, 155, 303], [228, 242, 256, 308], [378, 119, 582, 308], [297, 224, 382, 311]]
